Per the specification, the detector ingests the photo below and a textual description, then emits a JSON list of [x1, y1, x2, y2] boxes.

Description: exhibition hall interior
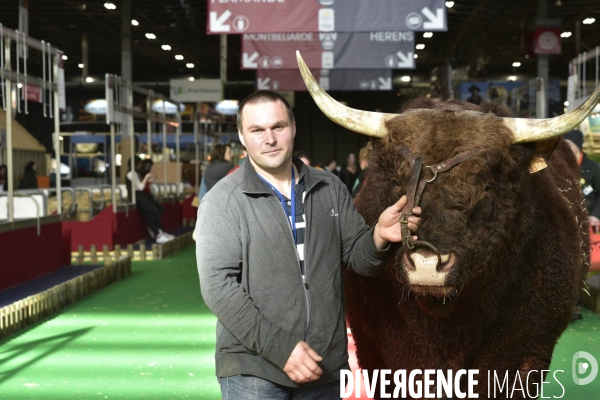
[[1, 1, 599, 398]]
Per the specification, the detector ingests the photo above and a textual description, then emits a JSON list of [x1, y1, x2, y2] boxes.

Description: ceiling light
[[445, 1, 454, 8], [62, 55, 68, 60], [78, 63, 84, 68], [401, 76, 411, 82], [188, 77, 195, 81], [17, 83, 23, 88], [564, 101, 569, 107], [131, 19, 139, 26], [145, 33, 156, 39], [414, 54, 418, 59], [104, 2, 116, 10], [175, 55, 184, 60], [423, 32, 433, 38], [583, 18, 595, 25], [561, 31, 572, 38], [512, 62, 521, 67], [186, 63, 195, 68], [416, 44, 425, 50], [508, 76, 517, 81], [161, 45, 172, 51], [85, 77, 94, 83]]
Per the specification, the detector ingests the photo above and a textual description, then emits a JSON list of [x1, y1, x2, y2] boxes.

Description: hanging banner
[[256, 69, 393, 91], [208, 0, 447, 34], [242, 31, 415, 70], [170, 79, 222, 102]]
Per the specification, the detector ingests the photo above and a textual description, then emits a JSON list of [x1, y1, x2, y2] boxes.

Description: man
[[196, 90, 420, 399], [564, 130, 600, 230], [563, 129, 600, 322]]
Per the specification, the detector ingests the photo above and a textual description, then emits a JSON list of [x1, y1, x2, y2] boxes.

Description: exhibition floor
[[0, 246, 598, 399]]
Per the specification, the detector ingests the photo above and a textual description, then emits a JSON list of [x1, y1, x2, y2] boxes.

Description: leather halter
[[398, 144, 479, 265]]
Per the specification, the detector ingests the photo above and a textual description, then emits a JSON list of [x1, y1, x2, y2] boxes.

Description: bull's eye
[[484, 183, 492, 191]]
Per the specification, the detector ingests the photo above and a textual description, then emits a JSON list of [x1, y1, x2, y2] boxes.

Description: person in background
[[339, 152, 360, 193], [196, 90, 421, 399], [18, 161, 38, 189], [0, 164, 7, 191], [203, 143, 234, 192], [238, 147, 248, 166], [323, 158, 338, 177], [352, 143, 372, 198], [126, 157, 173, 244], [563, 129, 600, 323], [564, 130, 600, 229], [294, 151, 312, 167]]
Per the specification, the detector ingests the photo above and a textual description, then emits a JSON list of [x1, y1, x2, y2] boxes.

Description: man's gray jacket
[[196, 156, 389, 387]]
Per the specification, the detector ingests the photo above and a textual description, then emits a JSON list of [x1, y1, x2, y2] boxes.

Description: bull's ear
[[526, 137, 560, 174], [535, 137, 560, 161]]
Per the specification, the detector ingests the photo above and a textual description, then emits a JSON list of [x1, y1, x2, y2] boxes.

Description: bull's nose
[[404, 251, 455, 286]]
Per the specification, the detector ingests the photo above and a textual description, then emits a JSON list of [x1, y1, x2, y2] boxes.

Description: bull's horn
[[296, 50, 395, 138], [507, 85, 600, 143]]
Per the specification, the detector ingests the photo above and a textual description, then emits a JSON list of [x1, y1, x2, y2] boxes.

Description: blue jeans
[[219, 375, 341, 400]]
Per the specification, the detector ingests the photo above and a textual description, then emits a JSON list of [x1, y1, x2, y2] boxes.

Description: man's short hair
[[236, 90, 295, 132]]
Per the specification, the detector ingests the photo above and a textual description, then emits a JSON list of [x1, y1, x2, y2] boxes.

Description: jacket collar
[[242, 155, 324, 195]]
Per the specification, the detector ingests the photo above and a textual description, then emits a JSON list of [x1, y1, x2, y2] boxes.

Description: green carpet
[[1, 245, 599, 399], [0, 246, 221, 400]]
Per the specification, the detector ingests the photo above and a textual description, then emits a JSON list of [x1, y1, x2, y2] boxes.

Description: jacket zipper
[[273, 195, 311, 342], [274, 179, 323, 343]]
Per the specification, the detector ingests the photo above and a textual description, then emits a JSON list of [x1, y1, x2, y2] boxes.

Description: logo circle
[[385, 55, 397, 68], [233, 16, 250, 32], [271, 56, 284, 68], [538, 31, 558, 50], [405, 12, 423, 29], [259, 56, 271, 68]]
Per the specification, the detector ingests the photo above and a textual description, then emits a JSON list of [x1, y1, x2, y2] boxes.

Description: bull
[[296, 51, 598, 399]]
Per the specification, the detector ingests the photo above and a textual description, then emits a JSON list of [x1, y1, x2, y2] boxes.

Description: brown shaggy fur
[[347, 98, 588, 399]]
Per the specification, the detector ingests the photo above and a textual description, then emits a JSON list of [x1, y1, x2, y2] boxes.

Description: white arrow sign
[[397, 51, 414, 68], [242, 52, 259, 68], [378, 77, 392, 90], [422, 7, 445, 30], [210, 11, 231, 32], [257, 77, 271, 90]]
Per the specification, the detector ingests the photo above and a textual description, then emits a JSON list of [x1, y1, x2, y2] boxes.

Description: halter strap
[[398, 144, 479, 266]]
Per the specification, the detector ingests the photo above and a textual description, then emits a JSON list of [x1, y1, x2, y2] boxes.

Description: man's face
[[238, 100, 296, 175]]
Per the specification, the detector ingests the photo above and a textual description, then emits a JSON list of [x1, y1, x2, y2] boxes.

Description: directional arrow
[[422, 7, 445, 30], [257, 77, 271, 90], [396, 51, 414, 68], [242, 52, 259, 68], [210, 10, 231, 33], [378, 77, 392, 90]]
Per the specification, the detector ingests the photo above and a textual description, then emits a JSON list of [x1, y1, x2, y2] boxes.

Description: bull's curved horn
[[296, 51, 395, 138], [507, 85, 600, 143]]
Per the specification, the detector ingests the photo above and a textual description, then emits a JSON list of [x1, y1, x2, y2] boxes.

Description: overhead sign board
[[208, 0, 447, 34], [169, 79, 222, 103], [242, 31, 415, 70], [256, 69, 393, 91]]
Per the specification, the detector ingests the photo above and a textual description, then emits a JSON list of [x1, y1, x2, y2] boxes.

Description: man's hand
[[283, 341, 323, 383], [373, 195, 421, 250]]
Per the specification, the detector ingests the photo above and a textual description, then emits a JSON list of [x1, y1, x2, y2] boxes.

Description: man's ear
[[292, 122, 296, 139], [238, 130, 246, 147]]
